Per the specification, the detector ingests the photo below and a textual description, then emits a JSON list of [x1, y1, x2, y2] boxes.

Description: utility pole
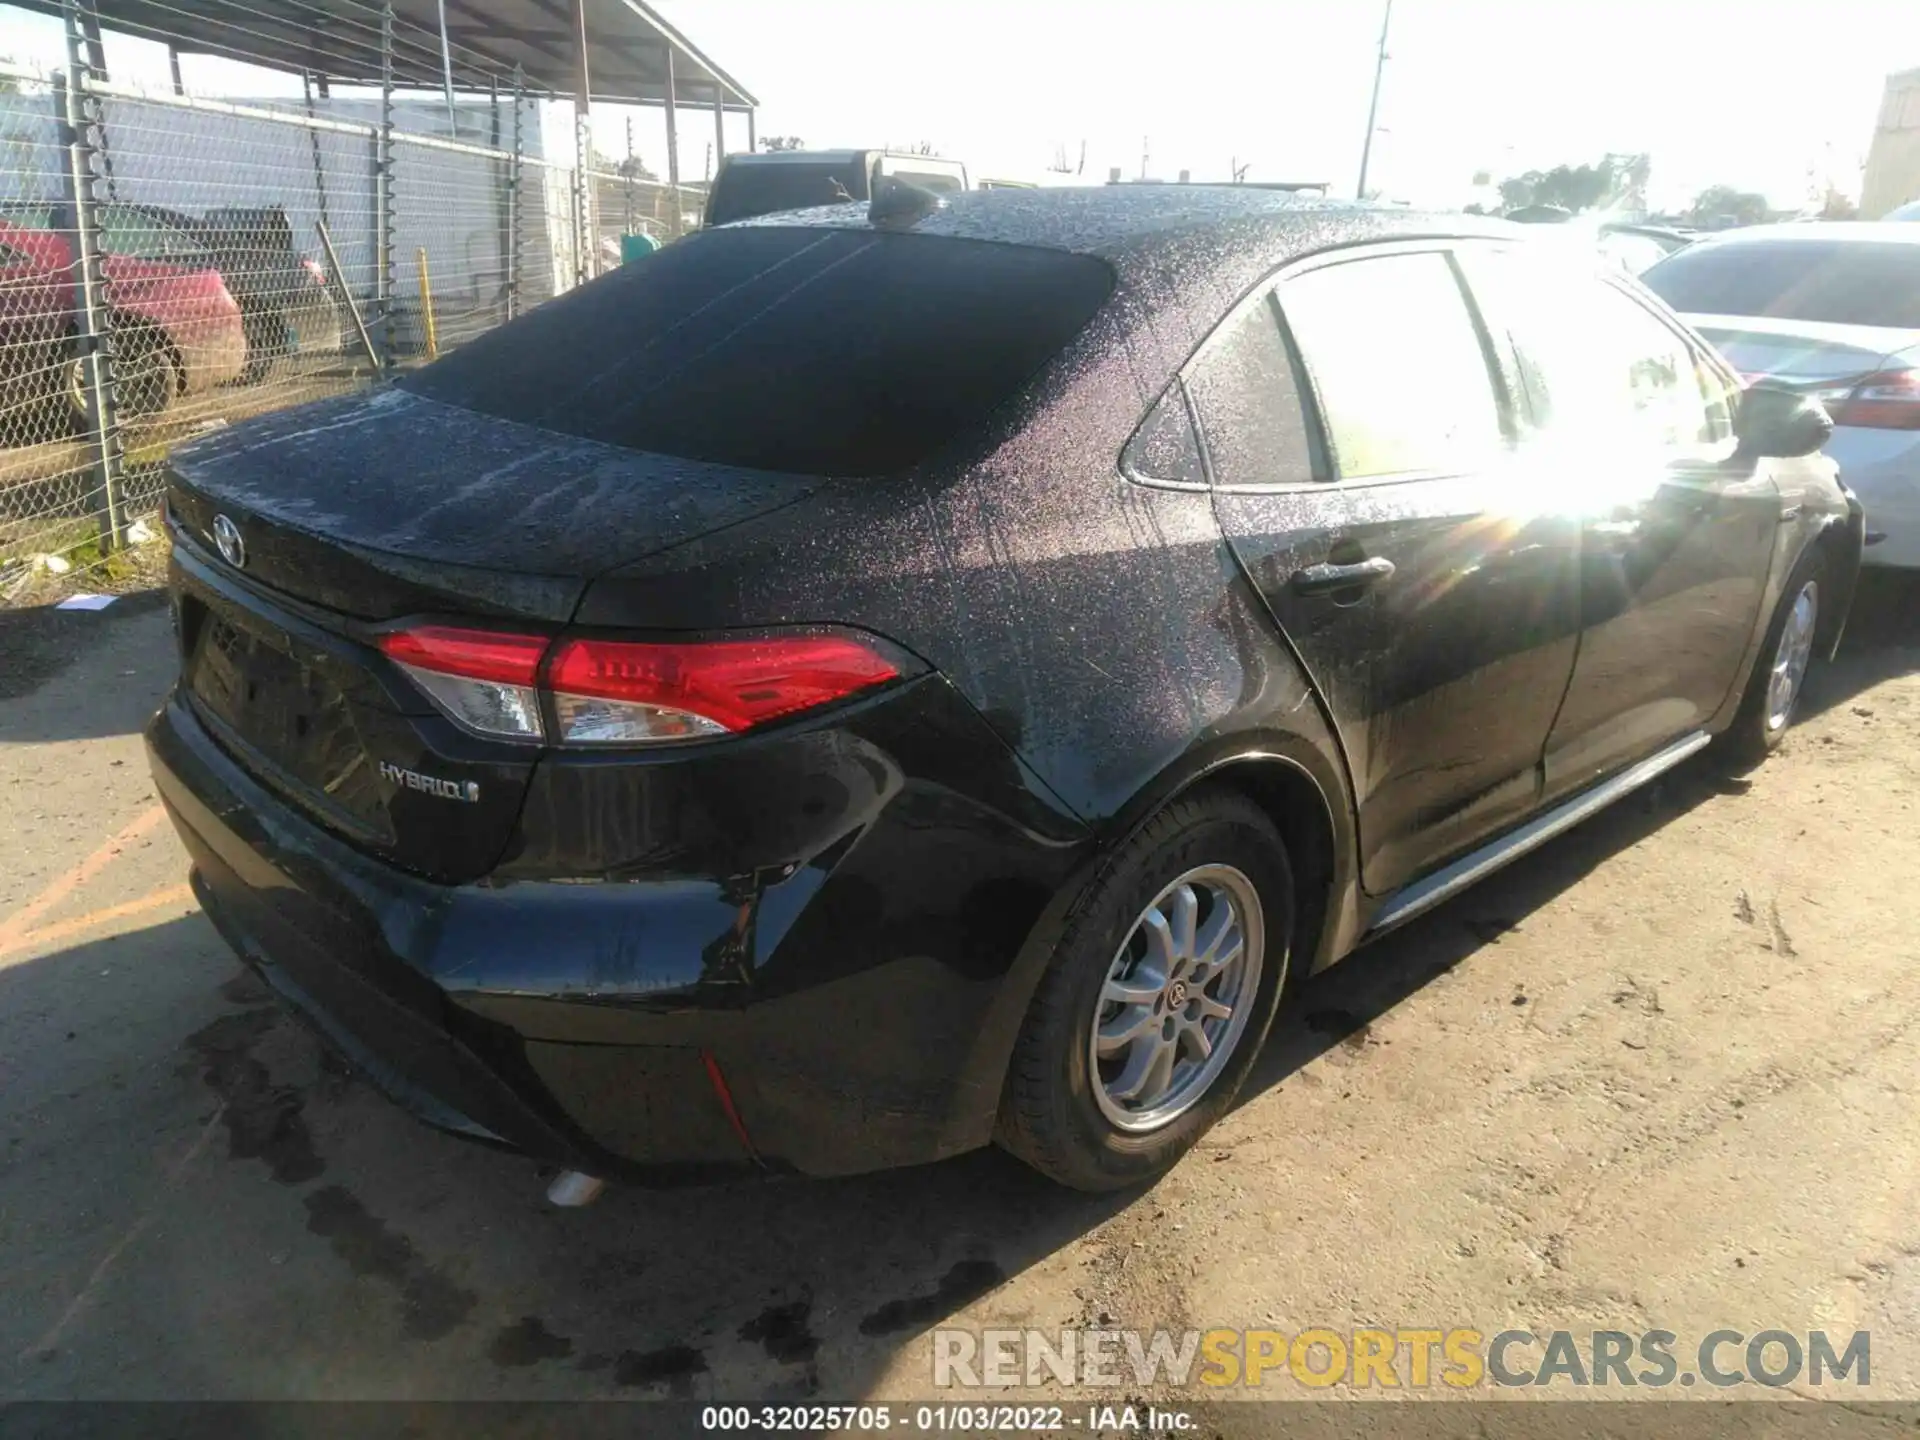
[[1355, 0, 1393, 200]]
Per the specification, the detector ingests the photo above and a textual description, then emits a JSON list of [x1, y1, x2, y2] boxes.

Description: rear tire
[[997, 788, 1294, 1192], [1719, 548, 1826, 770], [238, 304, 285, 385], [66, 328, 177, 426]]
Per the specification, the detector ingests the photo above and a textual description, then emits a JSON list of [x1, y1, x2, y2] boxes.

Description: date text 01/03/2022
[[698, 1404, 1195, 1432]]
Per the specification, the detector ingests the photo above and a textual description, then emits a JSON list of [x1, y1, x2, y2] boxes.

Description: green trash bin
[[620, 232, 662, 264]]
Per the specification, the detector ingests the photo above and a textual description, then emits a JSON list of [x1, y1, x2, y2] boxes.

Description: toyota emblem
[[212, 514, 246, 569]]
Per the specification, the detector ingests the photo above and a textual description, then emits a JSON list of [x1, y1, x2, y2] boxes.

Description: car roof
[[713, 188, 1527, 411], [723, 150, 965, 167], [726, 184, 1518, 265], [725, 150, 866, 166], [1679, 221, 1920, 248]]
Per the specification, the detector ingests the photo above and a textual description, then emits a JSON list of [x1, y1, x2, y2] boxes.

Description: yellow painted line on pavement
[[0, 805, 166, 954], [0, 882, 196, 959]]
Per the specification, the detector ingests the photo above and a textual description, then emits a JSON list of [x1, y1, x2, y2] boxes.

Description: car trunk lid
[[165, 388, 822, 624]]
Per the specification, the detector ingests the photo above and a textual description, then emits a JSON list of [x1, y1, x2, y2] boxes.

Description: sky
[[648, 0, 1920, 210], [3, 0, 1916, 212]]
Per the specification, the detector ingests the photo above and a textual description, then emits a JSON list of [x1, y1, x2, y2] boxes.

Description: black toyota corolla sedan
[[147, 186, 1863, 1193]]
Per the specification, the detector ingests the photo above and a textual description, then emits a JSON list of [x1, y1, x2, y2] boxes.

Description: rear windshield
[[706, 161, 869, 225], [884, 168, 965, 194], [1642, 239, 1920, 327], [400, 227, 1115, 478]]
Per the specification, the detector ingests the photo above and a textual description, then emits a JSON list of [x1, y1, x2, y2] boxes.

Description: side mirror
[[1734, 383, 1833, 459]]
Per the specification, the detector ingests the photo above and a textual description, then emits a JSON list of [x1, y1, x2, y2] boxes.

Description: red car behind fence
[[0, 207, 246, 442]]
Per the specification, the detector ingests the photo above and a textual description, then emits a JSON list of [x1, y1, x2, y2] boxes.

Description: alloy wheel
[[1089, 864, 1265, 1133], [1765, 580, 1818, 733]]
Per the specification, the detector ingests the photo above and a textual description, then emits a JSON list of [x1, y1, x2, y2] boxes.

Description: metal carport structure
[[11, 0, 759, 221]]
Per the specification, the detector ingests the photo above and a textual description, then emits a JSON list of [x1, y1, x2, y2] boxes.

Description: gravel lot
[[1, 574, 1917, 1425]]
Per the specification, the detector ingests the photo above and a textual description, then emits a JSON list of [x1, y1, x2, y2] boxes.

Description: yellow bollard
[[415, 247, 439, 361]]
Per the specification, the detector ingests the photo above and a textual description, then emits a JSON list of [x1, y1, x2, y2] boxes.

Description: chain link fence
[[1, 38, 707, 603]]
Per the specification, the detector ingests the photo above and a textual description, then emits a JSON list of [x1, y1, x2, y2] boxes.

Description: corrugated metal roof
[[13, 0, 754, 107]]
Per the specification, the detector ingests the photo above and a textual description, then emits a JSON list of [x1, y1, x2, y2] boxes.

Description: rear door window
[[1277, 250, 1506, 480], [1184, 293, 1319, 488], [1123, 386, 1207, 487], [399, 227, 1115, 478]]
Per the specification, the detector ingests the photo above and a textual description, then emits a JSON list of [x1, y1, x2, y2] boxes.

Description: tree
[[1686, 184, 1771, 228], [590, 148, 655, 180], [760, 135, 806, 151], [1819, 186, 1859, 220], [1498, 176, 1536, 211], [1495, 152, 1651, 216]]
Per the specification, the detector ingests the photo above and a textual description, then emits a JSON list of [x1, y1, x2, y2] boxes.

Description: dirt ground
[[1, 573, 1918, 1428]]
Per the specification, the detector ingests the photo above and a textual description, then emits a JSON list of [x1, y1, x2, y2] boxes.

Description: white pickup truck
[[703, 150, 969, 227]]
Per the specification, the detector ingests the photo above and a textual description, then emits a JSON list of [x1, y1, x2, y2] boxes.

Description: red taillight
[[1825, 369, 1920, 430], [545, 634, 901, 745], [377, 625, 903, 747]]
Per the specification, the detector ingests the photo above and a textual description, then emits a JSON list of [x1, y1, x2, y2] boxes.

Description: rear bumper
[[148, 683, 1087, 1181]]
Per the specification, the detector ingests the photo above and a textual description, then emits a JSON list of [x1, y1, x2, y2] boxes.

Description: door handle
[[1290, 555, 1397, 597]]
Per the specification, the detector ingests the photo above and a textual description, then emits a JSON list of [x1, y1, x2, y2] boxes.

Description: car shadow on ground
[[1241, 745, 1738, 1104], [1799, 569, 1920, 722], [0, 748, 1763, 1408], [0, 913, 1134, 1406]]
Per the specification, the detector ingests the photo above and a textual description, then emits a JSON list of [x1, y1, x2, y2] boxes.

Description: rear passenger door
[[1191, 245, 1583, 897], [1459, 252, 1776, 800]]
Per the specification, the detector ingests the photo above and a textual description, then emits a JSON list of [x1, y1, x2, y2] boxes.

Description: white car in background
[[1642, 223, 1920, 568]]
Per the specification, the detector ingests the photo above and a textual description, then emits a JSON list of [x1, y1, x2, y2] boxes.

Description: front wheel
[[997, 789, 1294, 1191], [1720, 551, 1825, 769]]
